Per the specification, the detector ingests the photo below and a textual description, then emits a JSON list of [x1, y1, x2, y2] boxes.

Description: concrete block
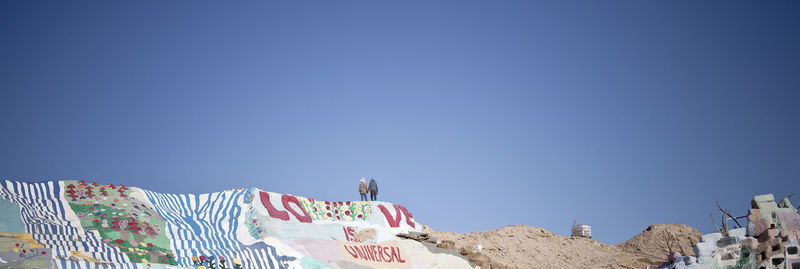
[[701, 232, 723, 243], [728, 228, 748, 242], [753, 194, 776, 208], [779, 212, 800, 231], [753, 219, 771, 237], [778, 197, 795, 210], [695, 241, 718, 264]]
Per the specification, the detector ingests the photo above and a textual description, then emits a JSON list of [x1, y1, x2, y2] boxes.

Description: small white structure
[[571, 219, 592, 238]]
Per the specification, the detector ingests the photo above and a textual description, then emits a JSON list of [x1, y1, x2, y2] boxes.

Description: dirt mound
[[430, 224, 661, 269], [617, 224, 702, 258]]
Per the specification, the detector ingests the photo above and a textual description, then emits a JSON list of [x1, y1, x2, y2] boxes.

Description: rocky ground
[[423, 223, 702, 269], [617, 224, 703, 258]]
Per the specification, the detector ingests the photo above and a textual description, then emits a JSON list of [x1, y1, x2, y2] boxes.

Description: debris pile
[[652, 194, 800, 269]]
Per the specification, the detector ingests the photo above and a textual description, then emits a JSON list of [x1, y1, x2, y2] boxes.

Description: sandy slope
[[617, 224, 702, 258], [427, 224, 701, 269]]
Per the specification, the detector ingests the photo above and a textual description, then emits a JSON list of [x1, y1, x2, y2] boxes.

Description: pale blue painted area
[[300, 257, 330, 269], [0, 197, 26, 233]]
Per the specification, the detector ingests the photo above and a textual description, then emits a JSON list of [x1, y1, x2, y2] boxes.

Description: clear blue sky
[[1, 1, 798, 244]]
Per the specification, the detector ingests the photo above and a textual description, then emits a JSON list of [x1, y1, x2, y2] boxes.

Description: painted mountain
[[0, 180, 472, 269]]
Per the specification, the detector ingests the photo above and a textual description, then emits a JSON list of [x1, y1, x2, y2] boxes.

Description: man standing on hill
[[358, 178, 368, 201], [368, 178, 379, 201]]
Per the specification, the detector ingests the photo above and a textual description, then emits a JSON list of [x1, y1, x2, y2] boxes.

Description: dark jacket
[[368, 179, 378, 194]]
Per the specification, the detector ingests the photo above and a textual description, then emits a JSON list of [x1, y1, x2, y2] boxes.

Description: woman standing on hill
[[368, 178, 378, 201], [358, 178, 368, 201]]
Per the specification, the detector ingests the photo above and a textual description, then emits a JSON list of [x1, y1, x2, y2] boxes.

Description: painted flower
[[357, 214, 363, 218], [192, 256, 198, 261], [115, 239, 124, 244], [326, 212, 332, 217], [345, 210, 351, 216], [199, 255, 205, 261], [233, 258, 241, 264], [219, 256, 225, 261]]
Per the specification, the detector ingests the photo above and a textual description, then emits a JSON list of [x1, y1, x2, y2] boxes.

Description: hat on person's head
[[370, 178, 375, 181], [360, 178, 365, 182]]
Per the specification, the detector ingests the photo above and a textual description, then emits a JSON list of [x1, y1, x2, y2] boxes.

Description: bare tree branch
[[721, 211, 728, 235], [711, 212, 721, 234], [717, 200, 743, 228]]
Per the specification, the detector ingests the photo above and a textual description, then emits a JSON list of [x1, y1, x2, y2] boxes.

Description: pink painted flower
[[345, 210, 351, 216]]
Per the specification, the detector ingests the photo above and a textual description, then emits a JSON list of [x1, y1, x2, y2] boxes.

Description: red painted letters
[[259, 191, 312, 223], [343, 226, 357, 242], [281, 194, 312, 223], [260, 191, 289, 221], [343, 244, 406, 263], [378, 204, 415, 228]]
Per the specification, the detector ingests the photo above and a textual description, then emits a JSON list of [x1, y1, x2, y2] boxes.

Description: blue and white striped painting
[[0, 180, 298, 269]]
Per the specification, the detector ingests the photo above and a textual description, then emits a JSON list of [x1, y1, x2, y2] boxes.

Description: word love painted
[[343, 244, 406, 264]]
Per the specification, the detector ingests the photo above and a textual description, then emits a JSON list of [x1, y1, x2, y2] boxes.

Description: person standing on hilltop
[[368, 178, 379, 201], [358, 178, 368, 201]]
